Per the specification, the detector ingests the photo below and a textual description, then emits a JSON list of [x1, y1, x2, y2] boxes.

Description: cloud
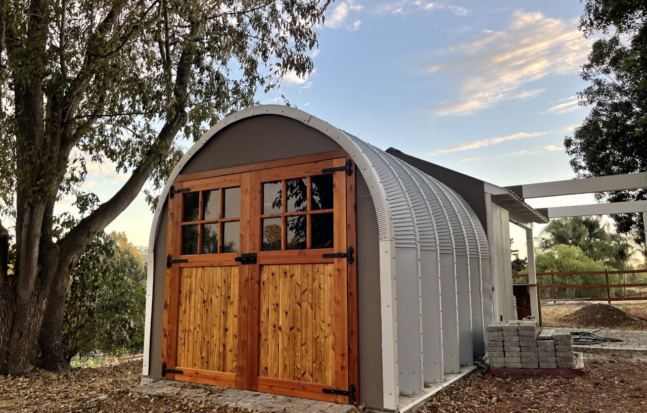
[[559, 123, 581, 133], [311, 49, 320, 58], [543, 96, 581, 114], [283, 69, 316, 85], [460, 156, 484, 162], [424, 10, 592, 116], [375, 1, 469, 16], [431, 131, 547, 155], [325, 1, 363, 30], [501, 145, 562, 157]]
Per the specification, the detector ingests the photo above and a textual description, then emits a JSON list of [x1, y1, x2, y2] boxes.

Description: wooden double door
[[162, 152, 358, 404]]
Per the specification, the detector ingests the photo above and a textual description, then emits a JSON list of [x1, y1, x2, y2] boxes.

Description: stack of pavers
[[486, 321, 576, 370]]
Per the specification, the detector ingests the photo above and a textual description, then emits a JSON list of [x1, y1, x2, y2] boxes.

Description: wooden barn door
[[246, 158, 353, 403], [162, 153, 358, 404], [162, 173, 248, 388]]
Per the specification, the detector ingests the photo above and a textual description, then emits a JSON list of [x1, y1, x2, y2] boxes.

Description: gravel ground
[[2, 355, 647, 412]]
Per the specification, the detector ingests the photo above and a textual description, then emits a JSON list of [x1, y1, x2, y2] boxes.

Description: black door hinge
[[167, 254, 188, 269], [323, 384, 356, 404], [162, 362, 184, 378], [321, 159, 353, 176], [235, 253, 257, 265], [322, 246, 354, 264], [169, 185, 191, 199]]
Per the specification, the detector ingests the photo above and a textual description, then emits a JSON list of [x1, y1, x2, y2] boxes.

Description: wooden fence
[[513, 269, 647, 304]]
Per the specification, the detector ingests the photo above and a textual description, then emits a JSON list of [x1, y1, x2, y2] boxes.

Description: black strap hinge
[[323, 384, 356, 404], [169, 185, 191, 199], [235, 253, 257, 265], [322, 246, 354, 264], [167, 254, 188, 268], [162, 362, 183, 378], [321, 159, 353, 176]]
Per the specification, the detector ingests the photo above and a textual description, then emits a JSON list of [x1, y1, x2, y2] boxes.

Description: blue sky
[[90, 0, 599, 248]]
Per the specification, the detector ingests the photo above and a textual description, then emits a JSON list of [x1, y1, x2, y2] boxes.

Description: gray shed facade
[[143, 106, 507, 411]]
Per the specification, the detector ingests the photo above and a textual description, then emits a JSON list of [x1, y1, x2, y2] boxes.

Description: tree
[[63, 231, 146, 362], [0, 0, 331, 376], [510, 239, 528, 275], [564, 1, 647, 252], [534, 244, 623, 299], [538, 217, 633, 270]]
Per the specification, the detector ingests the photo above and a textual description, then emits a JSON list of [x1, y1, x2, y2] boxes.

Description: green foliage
[[565, 1, 647, 248], [63, 232, 146, 361], [534, 244, 624, 299], [539, 217, 633, 270]]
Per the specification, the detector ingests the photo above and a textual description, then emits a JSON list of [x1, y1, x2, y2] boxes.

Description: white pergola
[[506, 172, 647, 320]]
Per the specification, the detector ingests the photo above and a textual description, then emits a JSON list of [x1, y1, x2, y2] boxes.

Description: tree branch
[[58, 22, 198, 262]]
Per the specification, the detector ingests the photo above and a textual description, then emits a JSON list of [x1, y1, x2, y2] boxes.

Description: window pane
[[263, 182, 282, 215], [311, 175, 333, 210], [182, 225, 199, 255], [262, 218, 282, 251], [286, 216, 307, 250], [201, 224, 219, 254], [223, 221, 240, 253], [224, 187, 241, 218], [183, 192, 200, 222], [203, 190, 220, 220], [286, 178, 307, 212], [311, 214, 334, 249]]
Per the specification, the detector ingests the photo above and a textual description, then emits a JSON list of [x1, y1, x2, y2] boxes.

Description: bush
[[63, 232, 146, 362]]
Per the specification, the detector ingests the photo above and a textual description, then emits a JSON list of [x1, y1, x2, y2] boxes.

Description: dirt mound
[[562, 303, 647, 329]]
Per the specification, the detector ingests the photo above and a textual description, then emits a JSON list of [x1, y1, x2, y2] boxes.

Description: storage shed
[[142, 105, 544, 411]]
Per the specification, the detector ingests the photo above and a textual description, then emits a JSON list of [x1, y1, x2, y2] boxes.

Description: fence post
[[551, 271, 556, 304], [605, 269, 611, 305]]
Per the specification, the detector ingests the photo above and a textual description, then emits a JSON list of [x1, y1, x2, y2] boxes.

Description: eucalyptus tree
[[0, 0, 331, 376]]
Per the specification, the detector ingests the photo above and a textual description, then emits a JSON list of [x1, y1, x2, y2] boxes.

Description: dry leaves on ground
[[419, 353, 647, 413]]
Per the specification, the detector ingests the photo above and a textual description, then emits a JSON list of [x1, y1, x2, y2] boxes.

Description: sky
[[80, 0, 602, 253]]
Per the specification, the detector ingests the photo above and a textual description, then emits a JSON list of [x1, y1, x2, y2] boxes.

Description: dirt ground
[[3, 355, 647, 412], [542, 301, 647, 330]]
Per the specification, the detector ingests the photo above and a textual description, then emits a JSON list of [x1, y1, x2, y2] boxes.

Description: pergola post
[[526, 226, 539, 320]]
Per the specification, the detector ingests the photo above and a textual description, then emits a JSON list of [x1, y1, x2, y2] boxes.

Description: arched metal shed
[[142, 105, 529, 411]]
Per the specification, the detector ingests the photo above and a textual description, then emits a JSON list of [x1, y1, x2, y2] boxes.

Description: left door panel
[[162, 174, 247, 388]]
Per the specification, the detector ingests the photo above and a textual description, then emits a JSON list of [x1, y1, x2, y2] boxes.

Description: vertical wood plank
[[301, 264, 314, 383], [259, 266, 269, 378], [245, 170, 262, 391], [289, 265, 301, 381], [219, 266, 231, 372], [313, 264, 325, 384], [237, 171, 252, 388], [185, 267, 195, 370], [332, 161, 349, 402], [193, 268, 203, 370], [227, 266, 239, 373], [268, 265, 280, 379], [210, 267, 222, 372], [346, 158, 360, 403], [202, 267, 212, 370], [279, 265, 290, 380], [176, 269, 187, 367], [324, 264, 334, 386]]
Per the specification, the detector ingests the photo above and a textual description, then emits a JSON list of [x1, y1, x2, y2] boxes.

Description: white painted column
[[526, 227, 539, 319]]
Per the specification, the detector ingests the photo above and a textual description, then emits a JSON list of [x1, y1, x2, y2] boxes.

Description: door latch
[[235, 253, 257, 265], [322, 247, 355, 264]]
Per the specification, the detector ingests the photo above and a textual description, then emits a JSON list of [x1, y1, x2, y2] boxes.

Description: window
[[261, 175, 334, 251], [181, 187, 240, 255]]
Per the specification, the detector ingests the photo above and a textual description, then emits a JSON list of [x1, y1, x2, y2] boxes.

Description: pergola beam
[[508, 172, 647, 199], [537, 200, 647, 219]]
